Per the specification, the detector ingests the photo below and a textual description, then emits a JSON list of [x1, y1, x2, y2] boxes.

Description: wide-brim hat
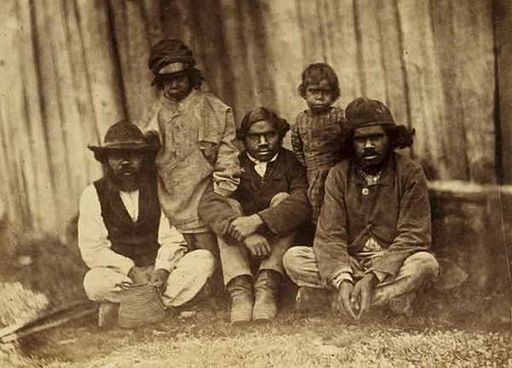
[[118, 283, 166, 329], [345, 97, 397, 130], [88, 120, 159, 157]]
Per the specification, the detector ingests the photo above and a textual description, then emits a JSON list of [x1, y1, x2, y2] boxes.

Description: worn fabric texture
[[313, 152, 432, 286], [93, 177, 160, 267], [290, 107, 347, 222], [83, 249, 215, 307], [142, 89, 240, 233], [283, 246, 439, 307], [217, 194, 295, 285], [198, 148, 311, 237]]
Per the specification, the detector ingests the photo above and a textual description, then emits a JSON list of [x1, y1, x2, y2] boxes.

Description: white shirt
[[78, 184, 188, 276], [246, 153, 279, 177]]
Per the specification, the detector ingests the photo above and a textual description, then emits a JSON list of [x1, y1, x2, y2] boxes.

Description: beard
[[105, 165, 141, 191]]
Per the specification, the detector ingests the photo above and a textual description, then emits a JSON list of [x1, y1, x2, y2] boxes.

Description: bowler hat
[[88, 121, 158, 159], [118, 283, 166, 329], [345, 97, 396, 130]]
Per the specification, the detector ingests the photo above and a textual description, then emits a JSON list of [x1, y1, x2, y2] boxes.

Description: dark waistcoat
[[94, 177, 161, 267]]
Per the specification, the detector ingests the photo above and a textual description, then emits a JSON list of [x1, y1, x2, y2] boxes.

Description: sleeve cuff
[[366, 269, 388, 283], [213, 184, 233, 198], [330, 270, 353, 290], [119, 259, 135, 276]]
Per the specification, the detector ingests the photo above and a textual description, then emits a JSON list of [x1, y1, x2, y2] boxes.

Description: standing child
[[143, 39, 240, 259], [291, 63, 347, 225]]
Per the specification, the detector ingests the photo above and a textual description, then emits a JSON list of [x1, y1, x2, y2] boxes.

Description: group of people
[[77, 39, 439, 328]]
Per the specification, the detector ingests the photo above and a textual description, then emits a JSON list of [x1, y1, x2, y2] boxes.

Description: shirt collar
[[161, 88, 200, 110], [246, 152, 279, 164]]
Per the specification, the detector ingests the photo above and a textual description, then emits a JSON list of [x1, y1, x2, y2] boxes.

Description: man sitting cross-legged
[[79, 121, 215, 326], [199, 107, 311, 325], [283, 97, 439, 319]]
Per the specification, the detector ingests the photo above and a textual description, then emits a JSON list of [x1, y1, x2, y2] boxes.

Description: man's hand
[[228, 215, 263, 241], [351, 273, 379, 320], [150, 268, 170, 294], [128, 266, 149, 285], [337, 281, 357, 320], [243, 233, 271, 257]]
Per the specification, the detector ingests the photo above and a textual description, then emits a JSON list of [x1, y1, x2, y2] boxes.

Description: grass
[[2, 296, 511, 368], [1, 234, 511, 367]]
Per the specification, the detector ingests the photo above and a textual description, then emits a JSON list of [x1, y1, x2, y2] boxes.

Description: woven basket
[[118, 283, 165, 329]]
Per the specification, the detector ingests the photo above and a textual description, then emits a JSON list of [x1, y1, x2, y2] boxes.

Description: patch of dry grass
[[2, 302, 511, 368]]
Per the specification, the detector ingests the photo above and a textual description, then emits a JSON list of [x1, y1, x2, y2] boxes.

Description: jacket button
[[362, 188, 369, 195]]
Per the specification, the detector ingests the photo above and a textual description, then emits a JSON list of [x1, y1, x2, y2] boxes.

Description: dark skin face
[[106, 150, 144, 192], [353, 125, 390, 175], [161, 72, 193, 102], [243, 120, 281, 162], [304, 78, 335, 113]]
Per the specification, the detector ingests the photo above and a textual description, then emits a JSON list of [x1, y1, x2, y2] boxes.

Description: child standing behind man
[[143, 39, 240, 258], [291, 63, 347, 225]]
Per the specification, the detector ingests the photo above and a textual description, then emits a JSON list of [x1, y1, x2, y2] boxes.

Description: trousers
[[218, 193, 294, 286], [283, 246, 439, 307], [83, 249, 215, 307]]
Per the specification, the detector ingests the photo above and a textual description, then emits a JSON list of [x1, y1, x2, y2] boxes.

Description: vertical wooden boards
[[75, 0, 126, 140], [495, 0, 512, 184], [396, 0, 447, 180], [355, 0, 387, 101], [13, 0, 57, 233], [264, 0, 305, 120], [451, 0, 496, 183], [430, 0, 470, 181], [188, 0, 237, 108], [108, 0, 159, 124], [219, 0, 256, 120], [330, 0, 362, 103]]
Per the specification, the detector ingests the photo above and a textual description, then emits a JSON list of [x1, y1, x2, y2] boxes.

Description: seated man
[[283, 97, 439, 319], [199, 107, 311, 325], [79, 121, 215, 326]]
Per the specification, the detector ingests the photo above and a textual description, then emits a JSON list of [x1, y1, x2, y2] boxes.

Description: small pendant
[[362, 188, 369, 195]]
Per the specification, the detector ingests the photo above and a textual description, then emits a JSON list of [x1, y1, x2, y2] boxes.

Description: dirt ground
[[1, 294, 511, 368]]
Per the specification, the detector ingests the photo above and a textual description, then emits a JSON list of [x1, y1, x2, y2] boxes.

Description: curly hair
[[237, 107, 290, 141], [298, 63, 340, 101]]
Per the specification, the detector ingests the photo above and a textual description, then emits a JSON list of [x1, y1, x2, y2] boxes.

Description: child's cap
[[148, 39, 195, 84]]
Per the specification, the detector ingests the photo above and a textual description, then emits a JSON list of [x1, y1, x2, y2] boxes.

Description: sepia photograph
[[0, 0, 511, 366]]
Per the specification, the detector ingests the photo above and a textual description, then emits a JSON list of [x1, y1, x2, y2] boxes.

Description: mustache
[[362, 149, 378, 157]]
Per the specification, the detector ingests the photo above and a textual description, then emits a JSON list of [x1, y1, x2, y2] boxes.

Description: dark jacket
[[199, 147, 311, 237], [314, 153, 431, 284], [94, 177, 161, 267]]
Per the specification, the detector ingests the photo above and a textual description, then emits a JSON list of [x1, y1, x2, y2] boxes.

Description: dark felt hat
[[345, 97, 397, 130], [88, 121, 157, 158]]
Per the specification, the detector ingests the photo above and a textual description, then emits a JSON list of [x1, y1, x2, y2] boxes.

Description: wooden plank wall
[[0, 0, 502, 235]]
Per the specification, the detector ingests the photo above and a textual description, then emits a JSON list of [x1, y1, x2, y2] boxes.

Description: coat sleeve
[[78, 185, 134, 275], [313, 166, 353, 284], [371, 165, 432, 278], [258, 154, 311, 234], [212, 108, 241, 197], [198, 184, 240, 237], [290, 119, 306, 167]]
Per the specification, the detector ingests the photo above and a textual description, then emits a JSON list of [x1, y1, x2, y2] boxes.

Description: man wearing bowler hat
[[283, 97, 439, 320], [78, 121, 215, 326]]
